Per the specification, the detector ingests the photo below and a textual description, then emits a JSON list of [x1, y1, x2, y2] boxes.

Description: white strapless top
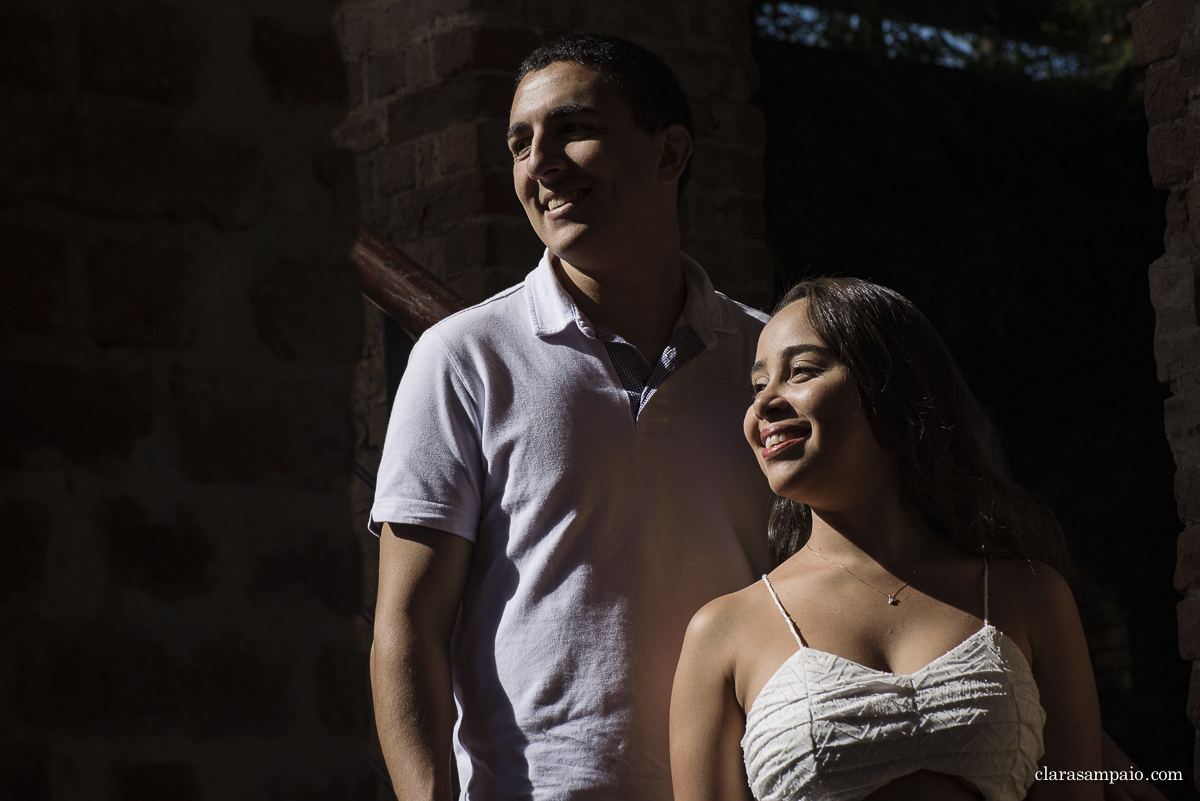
[[742, 564, 1045, 801]]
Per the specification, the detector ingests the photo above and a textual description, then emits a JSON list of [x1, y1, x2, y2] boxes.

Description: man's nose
[[525, 134, 563, 180]]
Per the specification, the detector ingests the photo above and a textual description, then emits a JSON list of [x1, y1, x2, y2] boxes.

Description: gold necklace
[[804, 542, 923, 606]]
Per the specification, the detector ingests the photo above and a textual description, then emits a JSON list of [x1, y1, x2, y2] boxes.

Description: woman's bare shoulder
[[685, 579, 773, 656], [989, 557, 1072, 602], [988, 556, 1078, 644]]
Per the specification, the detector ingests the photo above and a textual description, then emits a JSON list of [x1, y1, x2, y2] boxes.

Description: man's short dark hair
[[517, 34, 695, 193]]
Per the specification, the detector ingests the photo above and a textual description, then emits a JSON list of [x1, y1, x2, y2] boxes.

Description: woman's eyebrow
[[750, 344, 834, 375]]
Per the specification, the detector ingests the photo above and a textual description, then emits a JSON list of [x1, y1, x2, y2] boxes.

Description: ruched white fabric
[[743, 563, 1045, 801]]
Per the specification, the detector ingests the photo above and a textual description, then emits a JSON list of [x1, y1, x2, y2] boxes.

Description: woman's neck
[[806, 501, 940, 570]]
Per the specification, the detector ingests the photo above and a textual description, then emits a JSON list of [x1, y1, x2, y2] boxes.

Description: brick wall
[[0, 1, 371, 798], [337, 0, 775, 577], [1131, 0, 1200, 786]]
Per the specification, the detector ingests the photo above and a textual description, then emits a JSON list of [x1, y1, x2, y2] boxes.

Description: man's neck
[[553, 246, 686, 364]]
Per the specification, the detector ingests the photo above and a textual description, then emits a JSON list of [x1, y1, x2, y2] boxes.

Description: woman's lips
[[758, 423, 809, 460], [761, 435, 805, 460]]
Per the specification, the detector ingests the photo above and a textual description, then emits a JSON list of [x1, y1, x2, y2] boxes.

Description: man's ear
[[657, 124, 693, 185]]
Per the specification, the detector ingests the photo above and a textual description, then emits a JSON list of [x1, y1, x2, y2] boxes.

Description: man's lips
[[758, 423, 810, 459], [542, 188, 588, 215]]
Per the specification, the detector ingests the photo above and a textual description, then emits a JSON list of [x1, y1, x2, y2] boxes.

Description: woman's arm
[[1025, 564, 1103, 801], [670, 600, 755, 801]]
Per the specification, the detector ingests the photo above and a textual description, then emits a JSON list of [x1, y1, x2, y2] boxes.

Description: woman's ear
[[657, 123, 693, 186]]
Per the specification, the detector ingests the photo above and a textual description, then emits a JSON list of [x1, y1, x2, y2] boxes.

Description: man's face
[[507, 61, 667, 265]]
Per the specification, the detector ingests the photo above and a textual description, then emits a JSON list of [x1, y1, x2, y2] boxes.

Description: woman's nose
[[751, 383, 782, 418]]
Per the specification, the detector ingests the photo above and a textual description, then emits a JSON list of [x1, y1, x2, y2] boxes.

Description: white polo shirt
[[371, 251, 772, 800]]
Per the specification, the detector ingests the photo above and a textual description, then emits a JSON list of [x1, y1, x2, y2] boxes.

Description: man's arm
[[371, 522, 473, 801]]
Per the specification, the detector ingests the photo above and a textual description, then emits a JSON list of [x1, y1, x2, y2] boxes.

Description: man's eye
[[510, 140, 530, 158], [751, 381, 767, 396]]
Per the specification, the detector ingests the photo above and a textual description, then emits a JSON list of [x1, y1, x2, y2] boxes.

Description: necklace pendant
[[887, 595, 898, 605]]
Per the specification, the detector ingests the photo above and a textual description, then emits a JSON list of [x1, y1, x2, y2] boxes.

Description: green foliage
[[1041, 0, 1141, 91]]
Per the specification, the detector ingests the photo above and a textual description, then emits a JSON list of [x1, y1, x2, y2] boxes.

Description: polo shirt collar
[[525, 249, 741, 346]]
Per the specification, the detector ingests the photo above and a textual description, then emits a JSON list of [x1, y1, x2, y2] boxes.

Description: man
[[369, 34, 772, 800]]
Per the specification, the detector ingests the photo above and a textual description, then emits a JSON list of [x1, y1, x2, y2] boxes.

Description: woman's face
[[744, 300, 895, 512]]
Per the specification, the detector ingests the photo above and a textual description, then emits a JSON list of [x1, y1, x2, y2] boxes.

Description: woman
[[670, 278, 1101, 801]]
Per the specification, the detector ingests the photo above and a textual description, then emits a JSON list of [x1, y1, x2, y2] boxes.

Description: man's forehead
[[509, 61, 620, 124]]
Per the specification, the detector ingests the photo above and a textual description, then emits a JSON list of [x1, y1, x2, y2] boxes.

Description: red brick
[[250, 256, 363, 363], [439, 122, 480, 177], [79, 1, 200, 103], [104, 496, 213, 601], [345, 58, 364, 109], [1131, 0, 1191, 65], [0, 222, 67, 331], [111, 761, 201, 801], [372, 140, 417, 197], [0, 496, 50, 603], [174, 369, 354, 490], [365, 47, 406, 100], [1177, 525, 1200, 592], [1148, 119, 1195, 189], [394, 169, 522, 237], [406, 39, 436, 90], [386, 73, 513, 142], [415, 134, 439, 186], [338, 0, 470, 55], [332, 109, 384, 153], [252, 16, 347, 106], [88, 239, 189, 348], [0, 362, 153, 468], [433, 26, 539, 77]]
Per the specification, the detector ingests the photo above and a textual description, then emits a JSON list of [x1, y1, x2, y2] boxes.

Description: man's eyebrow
[[750, 344, 835, 377], [506, 103, 598, 140]]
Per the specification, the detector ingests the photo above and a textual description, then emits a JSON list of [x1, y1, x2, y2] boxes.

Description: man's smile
[[545, 188, 589, 210]]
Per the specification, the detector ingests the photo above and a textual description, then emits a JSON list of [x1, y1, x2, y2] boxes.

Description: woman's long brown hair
[[765, 277, 1071, 580]]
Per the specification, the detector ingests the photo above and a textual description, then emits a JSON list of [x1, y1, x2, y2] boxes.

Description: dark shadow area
[[754, 34, 1190, 790]]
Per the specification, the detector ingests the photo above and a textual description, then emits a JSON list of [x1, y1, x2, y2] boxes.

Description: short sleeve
[[368, 328, 483, 542]]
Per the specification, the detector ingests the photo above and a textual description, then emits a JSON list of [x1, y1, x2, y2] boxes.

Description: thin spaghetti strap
[[761, 575, 805, 648], [982, 558, 990, 624]]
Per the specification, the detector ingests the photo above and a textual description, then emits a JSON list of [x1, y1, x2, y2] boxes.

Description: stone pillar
[[0, 1, 369, 797], [1132, 0, 1200, 786]]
